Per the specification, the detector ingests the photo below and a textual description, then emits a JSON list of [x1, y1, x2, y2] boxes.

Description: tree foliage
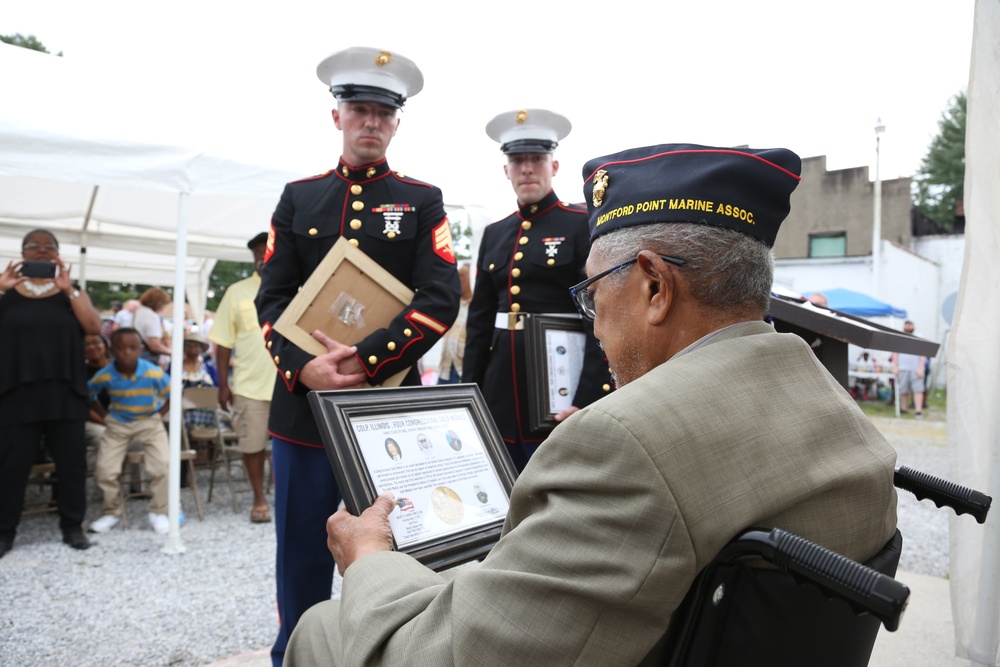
[[912, 91, 966, 231], [0, 33, 62, 56]]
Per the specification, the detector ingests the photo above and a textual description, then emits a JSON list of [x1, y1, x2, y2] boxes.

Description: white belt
[[494, 312, 581, 330]]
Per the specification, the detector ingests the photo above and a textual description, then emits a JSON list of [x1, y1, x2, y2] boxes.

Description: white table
[[848, 371, 899, 417]]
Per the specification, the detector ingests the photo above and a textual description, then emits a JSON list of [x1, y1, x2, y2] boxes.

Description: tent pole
[[162, 191, 189, 554], [78, 185, 99, 290]]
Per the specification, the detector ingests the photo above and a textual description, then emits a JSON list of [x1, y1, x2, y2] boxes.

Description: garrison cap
[[317, 46, 423, 109], [247, 231, 269, 249], [486, 108, 571, 155], [582, 143, 802, 247]]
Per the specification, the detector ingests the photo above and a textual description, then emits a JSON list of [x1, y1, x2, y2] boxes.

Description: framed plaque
[[273, 237, 413, 387], [308, 384, 517, 571], [524, 314, 587, 432]]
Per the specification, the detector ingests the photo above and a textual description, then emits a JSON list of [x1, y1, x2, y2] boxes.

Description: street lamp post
[[872, 118, 886, 298]]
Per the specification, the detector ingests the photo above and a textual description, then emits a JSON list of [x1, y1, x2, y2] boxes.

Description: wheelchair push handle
[[894, 466, 992, 524], [719, 528, 910, 632]]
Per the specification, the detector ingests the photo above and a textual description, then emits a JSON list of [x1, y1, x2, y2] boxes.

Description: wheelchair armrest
[[716, 528, 910, 632], [894, 466, 992, 524]]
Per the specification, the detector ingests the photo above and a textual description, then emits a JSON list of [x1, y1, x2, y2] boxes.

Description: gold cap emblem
[[592, 169, 609, 207], [375, 51, 393, 67], [515, 110, 528, 124]]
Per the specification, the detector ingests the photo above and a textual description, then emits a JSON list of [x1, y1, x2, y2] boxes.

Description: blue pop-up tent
[[805, 288, 908, 318]]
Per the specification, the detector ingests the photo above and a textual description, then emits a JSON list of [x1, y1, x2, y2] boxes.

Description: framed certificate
[[524, 314, 587, 432], [308, 384, 517, 571]]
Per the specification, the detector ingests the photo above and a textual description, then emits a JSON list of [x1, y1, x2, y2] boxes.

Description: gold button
[[521, 221, 531, 230], [308, 228, 318, 236], [350, 219, 362, 230], [284, 370, 292, 380], [349, 239, 359, 247], [366, 168, 377, 178], [547, 258, 555, 265], [511, 303, 521, 312], [603, 383, 611, 392], [273, 356, 280, 364], [350, 184, 362, 195], [341, 166, 349, 177], [403, 328, 412, 337], [510, 285, 521, 295], [519, 237, 528, 245], [511, 268, 520, 278], [395, 171, 404, 178], [514, 252, 523, 261], [266, 341, 272, 349], [387, 231, 396, 239], [368, 355, 378, 365], [387, 342, 396, 351], [529, 204, 538, 214], [352, 201, 364, 211], [489, 263, 495, 270]]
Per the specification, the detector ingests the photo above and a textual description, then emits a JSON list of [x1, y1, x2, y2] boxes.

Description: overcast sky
[[5, 0, 975, 219]]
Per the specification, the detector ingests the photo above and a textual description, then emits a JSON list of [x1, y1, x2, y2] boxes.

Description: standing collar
[[337, 157, 392, 182], [517, 190, 560, 219]]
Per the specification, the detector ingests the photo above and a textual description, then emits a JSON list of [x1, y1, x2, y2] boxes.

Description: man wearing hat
[[283, 143, 898, 665], [462, 109, 612, 471], [255, 46, 460, 666], [207, 232, 275, 524]]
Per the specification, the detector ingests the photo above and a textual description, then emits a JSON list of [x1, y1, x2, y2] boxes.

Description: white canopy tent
[[949, 1, 1000, 663], [0, 42, 303, 552]]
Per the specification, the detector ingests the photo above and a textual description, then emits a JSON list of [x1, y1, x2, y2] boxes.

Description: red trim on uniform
[[267, 430, 324, 448], [263, 223, 276, 264], [583, 148, 802, 184], [262, 321, 272, 339], [289, 170, 335, 185], [408, 310, 448, 335], [390, 173, 437, 189], [279, 367, 300, 393]]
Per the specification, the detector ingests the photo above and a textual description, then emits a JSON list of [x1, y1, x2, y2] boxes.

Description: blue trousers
[[271, 437, 341, 667]]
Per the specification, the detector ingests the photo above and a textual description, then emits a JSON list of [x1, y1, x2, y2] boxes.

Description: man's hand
[[299, 330, 368, 390], [327, 492, 396, 575], [554, 406, 580, 422], [218, 383, 233, 411]]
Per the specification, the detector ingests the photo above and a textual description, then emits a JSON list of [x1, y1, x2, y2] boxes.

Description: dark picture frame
[[308, 384, 517, 571], [524, 314, 588, 432]]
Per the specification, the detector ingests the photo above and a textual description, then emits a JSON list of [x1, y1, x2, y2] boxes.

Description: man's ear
[[332, 108, 342, 130], [636, 250, 675, 325]]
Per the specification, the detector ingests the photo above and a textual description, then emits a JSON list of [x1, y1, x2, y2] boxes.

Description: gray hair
[[592, 223, 774, 314]]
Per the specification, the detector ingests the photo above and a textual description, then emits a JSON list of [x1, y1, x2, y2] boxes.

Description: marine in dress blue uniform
[[254, 46, 460, 667], [462, 109, 612, 471]]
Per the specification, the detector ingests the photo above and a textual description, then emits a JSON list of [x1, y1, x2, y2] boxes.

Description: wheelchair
[[661, 466, 992, 667]]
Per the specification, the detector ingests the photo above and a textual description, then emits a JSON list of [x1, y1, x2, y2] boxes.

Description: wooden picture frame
[[308, 384, 517, 571], [524, 314, 588, 433], [272, 237, 413, 386]]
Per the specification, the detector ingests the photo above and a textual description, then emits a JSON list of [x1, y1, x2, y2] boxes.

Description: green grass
[[856, 387, 946, 421]]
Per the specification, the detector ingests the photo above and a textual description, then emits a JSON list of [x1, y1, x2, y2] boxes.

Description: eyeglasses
[[569, 254, 686, 321], [23, 243, 59, 252]]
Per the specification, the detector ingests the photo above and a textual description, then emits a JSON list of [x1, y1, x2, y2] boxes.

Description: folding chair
[[661, 466, 992, 667], [117, 444, 205, 528], [207, 405, 245, 512]]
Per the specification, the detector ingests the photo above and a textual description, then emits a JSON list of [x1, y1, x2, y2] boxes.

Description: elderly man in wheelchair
[[280, 144, 989, 667]]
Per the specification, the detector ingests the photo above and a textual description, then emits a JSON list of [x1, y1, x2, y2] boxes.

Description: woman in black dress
[[0, 229, 102, 557]]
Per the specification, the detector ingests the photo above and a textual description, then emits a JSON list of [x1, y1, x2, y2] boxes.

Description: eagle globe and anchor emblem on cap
[[592, 169, 609, 207]]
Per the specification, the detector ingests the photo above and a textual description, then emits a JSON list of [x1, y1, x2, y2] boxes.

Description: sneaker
[[915, 412, 924, 418], [89, 515, 120, 534], [148, 513, 169, 535]]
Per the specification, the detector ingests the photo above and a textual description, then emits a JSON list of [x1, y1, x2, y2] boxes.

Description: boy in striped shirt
[[87, 328, 171, 535]]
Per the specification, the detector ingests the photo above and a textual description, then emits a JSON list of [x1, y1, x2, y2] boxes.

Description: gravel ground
[[0, 416, 954, 667]]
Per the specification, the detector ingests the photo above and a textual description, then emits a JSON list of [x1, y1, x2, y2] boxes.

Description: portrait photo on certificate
[[308, 384, 517, 570]]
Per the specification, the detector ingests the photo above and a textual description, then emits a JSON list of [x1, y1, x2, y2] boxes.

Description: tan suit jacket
[[286, 321, 898, 666]]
